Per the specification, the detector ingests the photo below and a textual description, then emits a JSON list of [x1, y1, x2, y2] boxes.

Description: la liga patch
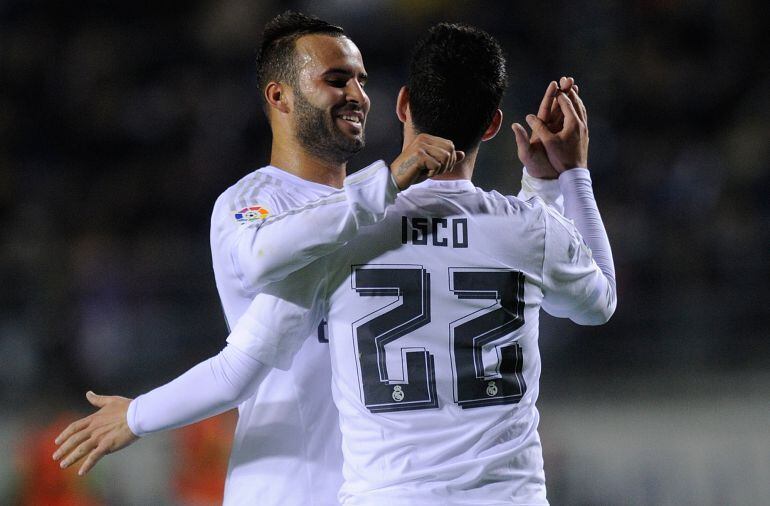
[[234, 205, 270, 223]]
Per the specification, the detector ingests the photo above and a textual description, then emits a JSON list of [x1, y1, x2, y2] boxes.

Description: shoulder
[[479, 188, 549, 227], [212, 168, 295, 224]]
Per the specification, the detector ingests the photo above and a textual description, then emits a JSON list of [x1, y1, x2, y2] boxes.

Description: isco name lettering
[[401, 216, 468, 248]]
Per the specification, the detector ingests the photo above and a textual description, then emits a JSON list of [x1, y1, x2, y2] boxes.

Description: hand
[[523, 82, 588, 173], [53, 391, 139, 475], [390, 133, 465, 190], [512, 76, 577, 179]]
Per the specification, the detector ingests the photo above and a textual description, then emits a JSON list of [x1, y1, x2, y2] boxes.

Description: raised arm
[[514, 77, 579, 214], [220, 134, 462, 294], [521, 83, 616, 324]]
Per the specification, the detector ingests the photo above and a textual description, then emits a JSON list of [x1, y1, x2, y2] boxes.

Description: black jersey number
[[351, 265, 526, 414], [351, 265, 439, 413], [449, 269, 526, 409]]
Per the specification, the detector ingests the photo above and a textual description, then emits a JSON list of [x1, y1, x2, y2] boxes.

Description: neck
[[431, 149, 477, 181], [269, 138, 347, 189]]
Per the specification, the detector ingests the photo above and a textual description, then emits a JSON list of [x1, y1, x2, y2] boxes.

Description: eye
[[326, 79, 347, 88]]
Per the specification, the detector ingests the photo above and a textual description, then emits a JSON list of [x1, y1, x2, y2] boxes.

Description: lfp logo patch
[[234, 206, 269, 223]]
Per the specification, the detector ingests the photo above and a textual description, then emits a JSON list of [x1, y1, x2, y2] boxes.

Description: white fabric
[[518, 167, 564, 214], [214, 159, 394, 506], [236, 173, 615, 505], [126, 159, 395, 506], [558, 169, 615, 288], [127, 344, 270, 436]]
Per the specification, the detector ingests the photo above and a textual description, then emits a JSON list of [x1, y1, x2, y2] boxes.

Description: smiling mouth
[[336, 113, 364, 134], [337, 113, 362, 124]]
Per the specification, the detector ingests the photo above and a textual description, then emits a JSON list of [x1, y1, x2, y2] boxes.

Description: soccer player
[[55, 19, 598, 506], [54, 11, 461, 506], [217, 24, 615, 503]]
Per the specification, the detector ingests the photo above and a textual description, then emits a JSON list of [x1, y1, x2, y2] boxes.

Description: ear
[[396, 86, 410, 124], [265, 82, 291, 114], [481, 109, 503, 142]]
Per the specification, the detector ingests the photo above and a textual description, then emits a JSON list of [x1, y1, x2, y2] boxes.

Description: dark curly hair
[[256, 11, 345, 113], [407, 23, 508, 151]]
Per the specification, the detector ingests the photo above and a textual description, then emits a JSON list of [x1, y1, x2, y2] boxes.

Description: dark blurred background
[[1, 0, 768, 504]]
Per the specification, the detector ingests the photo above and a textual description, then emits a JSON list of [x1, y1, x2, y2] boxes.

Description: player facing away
[[223, 24, 616, 504], [52, 20, 598, 506], [53, 11, 462, 506]]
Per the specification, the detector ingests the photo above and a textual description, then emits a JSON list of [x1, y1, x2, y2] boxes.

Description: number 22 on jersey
[[350, 264, 527, 414]]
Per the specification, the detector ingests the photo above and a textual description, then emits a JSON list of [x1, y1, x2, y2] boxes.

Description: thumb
[[455, 151, 465, 163], [86, 391, 107, 408], [525, 115, 553, 142], [511, 123, 530, 153]]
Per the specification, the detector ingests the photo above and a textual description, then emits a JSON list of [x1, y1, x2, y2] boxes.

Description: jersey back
[[322, 179, 556, 505]]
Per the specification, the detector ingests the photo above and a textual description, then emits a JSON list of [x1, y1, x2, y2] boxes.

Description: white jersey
[[230, 174, 615, 505], [210, 161, 396, 506]]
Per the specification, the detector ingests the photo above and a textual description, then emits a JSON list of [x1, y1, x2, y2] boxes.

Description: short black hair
[[407, 23, 508, 152], [256, 11, 345, 111]]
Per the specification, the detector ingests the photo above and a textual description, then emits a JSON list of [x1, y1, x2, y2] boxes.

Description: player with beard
[[211, 24, 614, 504], [56, 19, 613, 502], [53, 11, 462, 506]]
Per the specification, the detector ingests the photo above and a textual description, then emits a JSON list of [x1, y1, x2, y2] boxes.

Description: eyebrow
[[323, 68, 368, 80]]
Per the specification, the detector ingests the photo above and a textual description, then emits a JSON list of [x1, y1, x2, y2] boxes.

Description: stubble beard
[[293, 89, 365, 165]]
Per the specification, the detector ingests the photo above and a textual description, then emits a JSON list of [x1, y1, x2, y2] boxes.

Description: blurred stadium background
[[1, 0, 768, 504]]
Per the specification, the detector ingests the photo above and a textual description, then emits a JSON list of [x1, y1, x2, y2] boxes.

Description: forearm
[[126, 344, 270, 436], [559, 169, 615, 285], [237, 160, 398, 291], [559, 169, 616, 323]]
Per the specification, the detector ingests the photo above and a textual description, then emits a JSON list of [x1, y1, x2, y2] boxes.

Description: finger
[[573, 84, 579, 94], [570, 87, 588, 126], [537, 81, 558, 120], [559, 76, 575, 93], [53, 429, 92, 461], [423, 145, 453, 174], [512, 123, 533, 165], [420, 155, 443, 176], [78, 442, 110, 476], [55, 418, 90, 446], [86, 391, 108, 408], [548, 98, 564, 132], [525, 114, 555, 142], [511, 123, 531, 155], [60, 437, 98, 469], [556, 93, 580, 129]]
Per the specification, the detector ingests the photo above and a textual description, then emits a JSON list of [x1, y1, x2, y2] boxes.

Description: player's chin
[[334, 127, 365, 151]]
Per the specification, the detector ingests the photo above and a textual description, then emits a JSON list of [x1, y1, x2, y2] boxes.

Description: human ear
[[396, 86, 410, 124], [265, 82, 291, 114], [481, 109, 503, 142]]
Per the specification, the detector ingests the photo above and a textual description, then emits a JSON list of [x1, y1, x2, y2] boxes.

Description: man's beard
[[293, 90, 365, 164]]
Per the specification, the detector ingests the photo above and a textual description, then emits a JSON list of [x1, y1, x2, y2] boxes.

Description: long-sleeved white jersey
[[208, 160, 397, 506], [227, 170, 616, 505]]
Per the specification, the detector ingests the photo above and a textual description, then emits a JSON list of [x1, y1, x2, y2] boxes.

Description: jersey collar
[[259, 165, 341, 192], [412, 178, 475, 192]]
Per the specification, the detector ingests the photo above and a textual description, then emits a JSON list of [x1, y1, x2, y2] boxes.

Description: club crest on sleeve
[[234, 205, 270, 223]]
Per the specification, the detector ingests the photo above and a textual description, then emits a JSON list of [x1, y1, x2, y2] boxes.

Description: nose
[[346, 80, 368, 109]]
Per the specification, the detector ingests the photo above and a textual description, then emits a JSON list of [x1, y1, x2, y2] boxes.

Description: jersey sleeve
[[226, 264, 327, 370], [214, 160, 397, 294], [516, 167, 565, 214], [126, 343, 272, 437], [126, 263, 329, 437], [540, 169, 616, 325]]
